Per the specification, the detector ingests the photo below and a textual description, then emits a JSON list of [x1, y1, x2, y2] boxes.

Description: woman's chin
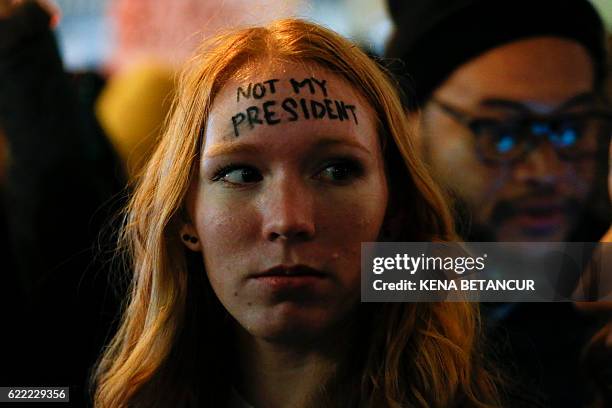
[[238, 303, 344, 345]]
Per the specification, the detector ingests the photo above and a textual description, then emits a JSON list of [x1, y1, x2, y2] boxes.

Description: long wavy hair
[[94, 19, 501, 408]]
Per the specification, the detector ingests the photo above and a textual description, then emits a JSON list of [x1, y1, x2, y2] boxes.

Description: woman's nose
[[260, 176, 316, 242]]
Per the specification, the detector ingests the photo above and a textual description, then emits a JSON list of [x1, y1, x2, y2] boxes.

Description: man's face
[[420, 37, 598, 241]]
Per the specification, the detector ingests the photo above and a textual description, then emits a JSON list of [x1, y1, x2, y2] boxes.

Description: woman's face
[[183, 63, 388, 343]]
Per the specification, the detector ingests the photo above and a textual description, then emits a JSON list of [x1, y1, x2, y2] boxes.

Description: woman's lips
[[253, 265, 328, 278], [249, 265, 329, 292]]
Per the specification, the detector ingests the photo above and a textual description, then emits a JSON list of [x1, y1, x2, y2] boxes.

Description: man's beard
[[448, 188, 585, 242]]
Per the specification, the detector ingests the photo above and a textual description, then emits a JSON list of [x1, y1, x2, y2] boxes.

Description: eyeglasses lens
[[475, 114, 610, 163]]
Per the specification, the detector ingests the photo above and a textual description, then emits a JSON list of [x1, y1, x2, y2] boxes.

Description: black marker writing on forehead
[[231, 77, 358, 137], [290, 77, 328, 97], [237, 79, 280, 102]]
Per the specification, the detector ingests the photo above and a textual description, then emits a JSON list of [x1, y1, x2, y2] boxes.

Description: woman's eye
[[316, 161, 362, 183], [214, 166, 262, 185]]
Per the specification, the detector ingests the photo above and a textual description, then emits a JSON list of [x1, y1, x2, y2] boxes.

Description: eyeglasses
[[432, 98, 612, 165]]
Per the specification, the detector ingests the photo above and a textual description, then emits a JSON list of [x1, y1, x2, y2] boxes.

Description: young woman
[[94, 19, 501, 408]]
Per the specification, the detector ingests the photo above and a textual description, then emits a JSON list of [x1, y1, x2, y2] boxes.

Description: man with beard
[[386, 0, 611, 406]]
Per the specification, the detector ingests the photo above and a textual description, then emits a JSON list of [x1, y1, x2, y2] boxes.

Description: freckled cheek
[[332, 243, 362, 288], [194, 198, 259, 265], [196, 205, 259, 305], [316, 191, 385, 270]]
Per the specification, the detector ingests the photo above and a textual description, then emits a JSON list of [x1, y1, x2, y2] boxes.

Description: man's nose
[[260, 176, 316, 242], [512, 142, 564, 186]]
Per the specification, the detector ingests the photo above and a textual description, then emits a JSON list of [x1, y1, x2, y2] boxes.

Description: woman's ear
[[179, 185, 201, 252], [179, 222, 201, 251]]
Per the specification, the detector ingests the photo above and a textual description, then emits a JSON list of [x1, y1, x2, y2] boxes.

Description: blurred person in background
[[385, 0, 611, 406], [0, 0, 125, 404]]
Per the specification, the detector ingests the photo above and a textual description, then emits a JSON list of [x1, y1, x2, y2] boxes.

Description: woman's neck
[[233, 324, 353, 408]]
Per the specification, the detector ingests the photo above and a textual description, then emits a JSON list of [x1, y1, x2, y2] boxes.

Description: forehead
[[204, 62, 375, 148], [436, 37, 595, 108]]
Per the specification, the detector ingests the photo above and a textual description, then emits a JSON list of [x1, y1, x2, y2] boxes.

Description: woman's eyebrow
[[312, 137, 372, 154], [204, 142, 263, 158], [204, 137, 372, 158]]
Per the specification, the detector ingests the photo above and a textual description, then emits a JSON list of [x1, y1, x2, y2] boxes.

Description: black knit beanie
[[385, 0, 607, 110]]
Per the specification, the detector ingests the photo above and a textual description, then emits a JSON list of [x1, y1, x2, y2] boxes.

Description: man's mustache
[[490, 189, 582, 225]]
